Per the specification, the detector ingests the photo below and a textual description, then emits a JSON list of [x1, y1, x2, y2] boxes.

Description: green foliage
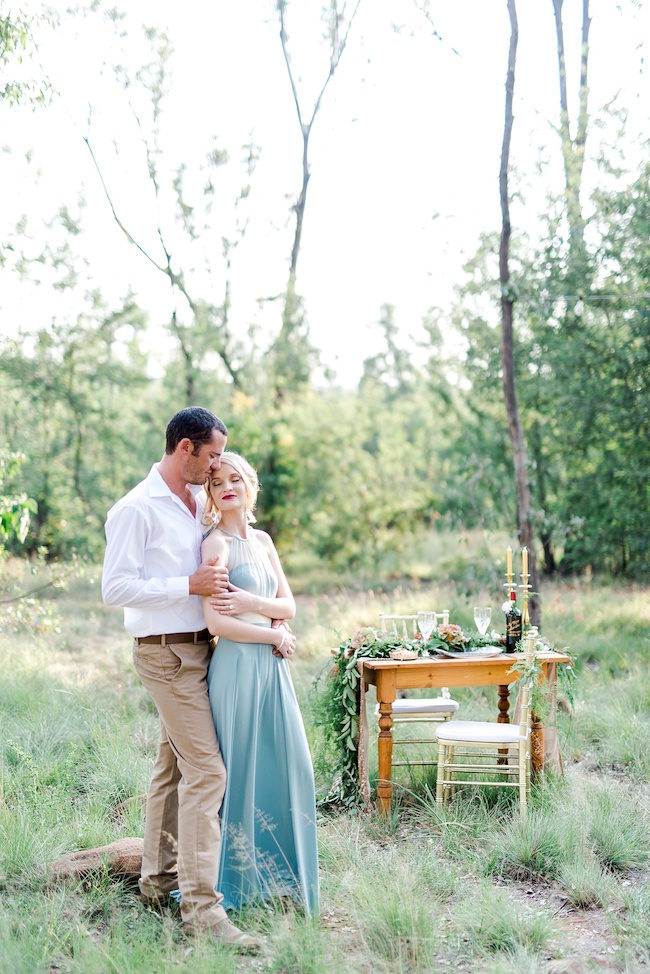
[[0, 11, 53, 106], [0, 292, 152, 558], [454, 154, 650, 577], [0, 450, 36, 549]]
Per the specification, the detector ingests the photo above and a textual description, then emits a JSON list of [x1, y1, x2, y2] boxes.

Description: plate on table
[[436, 645, 505, 659]]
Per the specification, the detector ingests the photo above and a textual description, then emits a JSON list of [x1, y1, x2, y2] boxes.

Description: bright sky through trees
[[1, 0, 648, 384]]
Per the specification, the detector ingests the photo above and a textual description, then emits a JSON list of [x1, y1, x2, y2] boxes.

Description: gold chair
[[435, 630, 537, 815], [378, 612, 459, 771]]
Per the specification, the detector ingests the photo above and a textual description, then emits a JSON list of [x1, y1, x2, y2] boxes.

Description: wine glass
[[473, 606, 491, 637], [417, 611, 437, 644]]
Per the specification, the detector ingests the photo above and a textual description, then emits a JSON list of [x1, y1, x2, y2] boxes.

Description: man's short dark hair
[[165, 407, 228, 455]]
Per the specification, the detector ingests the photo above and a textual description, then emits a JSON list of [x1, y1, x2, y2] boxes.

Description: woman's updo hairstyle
[[202, 452, 260, 527]]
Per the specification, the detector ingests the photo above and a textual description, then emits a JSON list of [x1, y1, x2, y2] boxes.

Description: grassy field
[[1, 556, 649, 973]]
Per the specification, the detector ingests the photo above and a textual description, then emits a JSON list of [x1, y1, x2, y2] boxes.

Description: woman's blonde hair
[[202, 452, 260, 526]]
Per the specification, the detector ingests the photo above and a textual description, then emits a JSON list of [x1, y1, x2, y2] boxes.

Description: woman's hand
[[272, 624, 296, 659], [210, 583, 255, 616]]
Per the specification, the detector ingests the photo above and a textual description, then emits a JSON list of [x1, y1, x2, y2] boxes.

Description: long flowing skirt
[[208, 633, 319, 914]]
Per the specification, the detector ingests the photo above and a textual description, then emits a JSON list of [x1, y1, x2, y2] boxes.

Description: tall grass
[[0, 565, 648, 972]]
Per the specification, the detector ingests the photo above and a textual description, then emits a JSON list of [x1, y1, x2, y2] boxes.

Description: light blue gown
[[207, 529, 319, 915]]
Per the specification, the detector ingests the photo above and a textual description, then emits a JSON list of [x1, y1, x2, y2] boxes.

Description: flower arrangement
[[435, 623, 468, 648]]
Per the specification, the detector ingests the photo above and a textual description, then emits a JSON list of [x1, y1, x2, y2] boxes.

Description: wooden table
[[360, 651, 570, 815]]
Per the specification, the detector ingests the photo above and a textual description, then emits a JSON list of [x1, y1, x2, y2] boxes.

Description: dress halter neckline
[[217, 526, 251, 542]]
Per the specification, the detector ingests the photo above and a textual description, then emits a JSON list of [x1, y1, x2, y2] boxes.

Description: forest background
[[1, 0, 649, 602]]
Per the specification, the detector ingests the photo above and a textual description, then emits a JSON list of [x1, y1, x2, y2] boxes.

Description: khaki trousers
[[133, 637, 227, 928]]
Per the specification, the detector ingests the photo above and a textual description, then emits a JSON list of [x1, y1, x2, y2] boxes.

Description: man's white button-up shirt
[[102, 464, 207, 637]]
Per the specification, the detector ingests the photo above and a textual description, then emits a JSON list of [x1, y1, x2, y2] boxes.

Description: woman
[[201, 452, 319, 915]]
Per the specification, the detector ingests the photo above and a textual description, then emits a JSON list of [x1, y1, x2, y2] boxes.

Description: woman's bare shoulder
[[201, 530, 229, 562], [253, 528, 275, 549]]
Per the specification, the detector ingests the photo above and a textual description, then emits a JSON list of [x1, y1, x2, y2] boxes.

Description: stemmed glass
[[473, 606, 491, 637], [417, 612, 437, 656]]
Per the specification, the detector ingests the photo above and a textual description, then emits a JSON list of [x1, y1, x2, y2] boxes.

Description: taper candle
[[522, 546, 528, 576], [507, 546, 513, 576]]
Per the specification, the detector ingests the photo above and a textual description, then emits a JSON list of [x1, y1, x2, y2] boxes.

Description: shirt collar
[[147, 463, 204, 501]]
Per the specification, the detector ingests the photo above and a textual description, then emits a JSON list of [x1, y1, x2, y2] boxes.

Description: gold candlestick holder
[[519, 571, 531, 632], [503, 567, 515, 595]]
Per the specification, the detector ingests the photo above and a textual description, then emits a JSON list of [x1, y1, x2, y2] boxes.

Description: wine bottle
[[505, 590, 522, 654]]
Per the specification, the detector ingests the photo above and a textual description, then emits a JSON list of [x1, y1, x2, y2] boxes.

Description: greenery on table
[[314, 626, 505, 807], [508, 642, 577, 722]]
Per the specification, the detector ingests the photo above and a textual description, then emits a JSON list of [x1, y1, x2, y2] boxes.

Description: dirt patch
[[503, 875, 626, 972]]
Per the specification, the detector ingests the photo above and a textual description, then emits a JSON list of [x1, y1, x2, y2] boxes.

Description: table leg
[[377, 701, 393, 816], [531, 666, 551, 775], [497, 684, 510, 764], [531, 712, 545, 774]]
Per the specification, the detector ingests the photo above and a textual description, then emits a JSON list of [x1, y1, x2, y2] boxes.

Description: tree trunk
[[552, 0, 591, 268], [289, 131, 310, 282], [499, 0, 541, 627], [530, 419, 556, 574], [273, 1, 361, 399]]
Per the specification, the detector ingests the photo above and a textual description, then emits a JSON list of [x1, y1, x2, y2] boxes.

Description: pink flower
[[437, 623, 467, 647], [350, 627, 377, 650]]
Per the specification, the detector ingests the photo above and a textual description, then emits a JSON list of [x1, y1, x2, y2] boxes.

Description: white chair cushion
[[391, 697, 459, 715], [436, 719, 524, 744]]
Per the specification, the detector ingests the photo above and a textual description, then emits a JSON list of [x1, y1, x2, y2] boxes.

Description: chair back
[[518, 629, 538, 739], [379, 611, 450, 638]]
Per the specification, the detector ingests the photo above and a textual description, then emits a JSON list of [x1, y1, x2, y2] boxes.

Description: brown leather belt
[[135, 629, 210, 646]]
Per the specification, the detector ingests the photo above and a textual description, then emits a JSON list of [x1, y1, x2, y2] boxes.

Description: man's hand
[[271, 619, 294, 658], [189, 558, 229, 597]]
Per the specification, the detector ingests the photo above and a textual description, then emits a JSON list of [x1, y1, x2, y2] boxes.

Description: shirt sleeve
[[101, 504, 189, 608]]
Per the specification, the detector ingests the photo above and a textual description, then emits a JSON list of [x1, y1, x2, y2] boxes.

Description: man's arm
[[102, 505, 227, 607]]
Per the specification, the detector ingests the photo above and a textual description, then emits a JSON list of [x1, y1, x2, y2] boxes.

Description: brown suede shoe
[[187, 916, 262, 952]]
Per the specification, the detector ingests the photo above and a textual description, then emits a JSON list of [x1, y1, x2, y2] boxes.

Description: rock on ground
[[48, 837, 144, 883]]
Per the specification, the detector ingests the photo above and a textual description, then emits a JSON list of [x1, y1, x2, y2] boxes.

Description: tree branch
[[576, 0, 591, 150], [83, 136, 167, 276], [552, 0, 569, 128], [0, 580, 59, 604], [308, 0, 362, 131], [278, 4, 306, 134], [278, 0, 362, 283]]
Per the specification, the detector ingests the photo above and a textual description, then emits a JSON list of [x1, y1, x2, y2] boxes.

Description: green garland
[[508, 646, 577, 720], [314, 625, 500, 807]]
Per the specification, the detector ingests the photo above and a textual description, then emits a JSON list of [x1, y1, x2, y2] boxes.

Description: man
[[102, 406, 259, 950]]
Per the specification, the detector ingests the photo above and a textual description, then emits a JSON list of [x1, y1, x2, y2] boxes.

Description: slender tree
[[84, 24, 256, 398], [552, 0, 591, 267], [272, 1, 361, 398], [278, 0, 361, 285], [499, 0, 541, 625], [525, 0, 591, 573]]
